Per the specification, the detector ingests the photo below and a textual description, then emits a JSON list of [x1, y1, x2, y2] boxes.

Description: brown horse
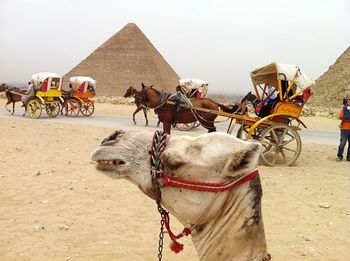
[[123, 86, 150, 126], [0, 83, 26, 115], [139, 83, 239, 134]]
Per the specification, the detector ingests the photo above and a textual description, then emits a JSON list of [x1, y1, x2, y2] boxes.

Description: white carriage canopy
[[70, 76, 97, 87], [179, 78, 208, 96], [250, 63, 314, 91], [179, 78, 208, 89], [31, 72, 62, 91], [70, 76, 97, 93]]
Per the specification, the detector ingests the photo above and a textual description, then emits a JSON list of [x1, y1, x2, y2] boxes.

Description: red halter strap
[[162, 169, 259, 192]]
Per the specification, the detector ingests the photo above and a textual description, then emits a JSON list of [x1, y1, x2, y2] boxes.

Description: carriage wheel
[[259, 124, 301, 166], [80, 102, 95, 116], [176, 122, 198, 131], [45, 101, 60, 118], [65, 99, 81, 117], [237, 125, 262, 140], [26, 99, 42, 119]]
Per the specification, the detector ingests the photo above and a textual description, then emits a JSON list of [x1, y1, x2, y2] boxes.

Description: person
[[258, 84, 279, 117], [21, 80, 35, 106], [87, 84, 96, 95], [336, 98, 350, 161], [169, 87, 190, 127]]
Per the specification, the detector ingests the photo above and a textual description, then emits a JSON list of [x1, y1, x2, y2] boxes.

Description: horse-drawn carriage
[[230, 62, 314, 166], [164, 63, 314, 166], [175, 78, 209, 131], [126, 64, 313, 166], [63, 76, 96, 117], [25, 72, 63, 119]]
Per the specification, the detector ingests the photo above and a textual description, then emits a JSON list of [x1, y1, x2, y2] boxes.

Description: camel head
[[91, 130, 268, 260], [91, 130, 262, 224]]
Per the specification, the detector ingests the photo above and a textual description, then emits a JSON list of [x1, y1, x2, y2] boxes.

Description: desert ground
[[0, 99, 349, 261]]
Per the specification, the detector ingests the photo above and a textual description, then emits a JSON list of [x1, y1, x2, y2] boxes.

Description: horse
[[123, 86, 151, 126], [139, 83, 239, 134], [0, 83, 26, 115], [240, 91, 259, 112]]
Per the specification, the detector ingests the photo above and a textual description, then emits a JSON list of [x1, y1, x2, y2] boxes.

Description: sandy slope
[[0, 101, 349, 261]]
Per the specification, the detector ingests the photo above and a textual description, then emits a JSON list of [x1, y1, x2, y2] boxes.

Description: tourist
[[336, 98, 350, 161]]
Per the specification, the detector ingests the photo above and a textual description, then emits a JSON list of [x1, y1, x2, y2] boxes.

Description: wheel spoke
[[271, 149, 279, 165], [280, 128, 288, 144], [282, 147, 297, 153], [280, 149, 288, 164], [271, 130, 279, 144], [281, 137, 296, 146], [262, 146, 274, 155]]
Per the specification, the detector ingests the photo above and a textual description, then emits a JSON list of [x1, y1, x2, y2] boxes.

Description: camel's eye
[[164, 160, 184, 170]]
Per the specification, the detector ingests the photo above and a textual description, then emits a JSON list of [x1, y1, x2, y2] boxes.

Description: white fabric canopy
[[250, 63, 314, 90], [70, 76, 97, 87], [179, 78, 208, 89], [31, 72, 61, 83], [178, 78, 208, 97], [31, 72, 62, 91]]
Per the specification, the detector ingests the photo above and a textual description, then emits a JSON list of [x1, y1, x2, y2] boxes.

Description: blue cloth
[[343, 106, 350, 120], [337, 129, 350, 160]]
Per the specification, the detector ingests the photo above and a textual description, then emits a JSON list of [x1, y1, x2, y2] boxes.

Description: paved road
[[0, 107, 339, 145]]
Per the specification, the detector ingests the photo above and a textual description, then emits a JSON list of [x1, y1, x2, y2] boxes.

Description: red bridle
[[162, 170, 259, 192], [149, 131, 260, 256]]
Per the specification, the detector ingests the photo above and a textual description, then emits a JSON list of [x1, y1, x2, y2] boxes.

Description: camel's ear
[[223, 141, 261, 176], [141, 83, 145, 88]]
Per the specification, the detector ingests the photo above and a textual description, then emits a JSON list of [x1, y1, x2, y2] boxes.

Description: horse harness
[[149, 131, 270, 261], [138, 86, 170, 111]]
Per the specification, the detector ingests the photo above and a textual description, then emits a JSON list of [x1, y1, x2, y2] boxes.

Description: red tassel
[[170, 241, 184, 253], [182, 227, 191, 236]]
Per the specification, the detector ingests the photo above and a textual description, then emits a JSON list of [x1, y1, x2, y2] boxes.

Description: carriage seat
[[270, 101, 302, 118]]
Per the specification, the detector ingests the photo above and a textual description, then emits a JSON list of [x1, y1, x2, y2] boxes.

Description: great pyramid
[[310, 46, 350, 108], [63, 23, 180, 96]]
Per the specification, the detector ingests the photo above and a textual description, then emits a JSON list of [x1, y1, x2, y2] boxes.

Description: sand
[[0, 99, 349, 261]]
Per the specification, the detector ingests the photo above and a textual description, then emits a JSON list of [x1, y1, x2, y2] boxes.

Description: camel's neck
[[190, 178, 268, 261]]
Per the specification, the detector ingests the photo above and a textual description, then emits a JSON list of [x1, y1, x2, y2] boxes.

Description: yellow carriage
[[232, 62, 314, 166], [26, 72, 63, 119], [173, 63, 314, 166], [64, 76, 96, 117]]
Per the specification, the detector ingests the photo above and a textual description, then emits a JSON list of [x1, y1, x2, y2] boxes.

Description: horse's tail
[[218, 102, 240, 114]]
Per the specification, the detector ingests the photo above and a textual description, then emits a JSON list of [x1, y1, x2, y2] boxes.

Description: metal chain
[[157, 201, 165, 261], [149, 130, 167, 261]]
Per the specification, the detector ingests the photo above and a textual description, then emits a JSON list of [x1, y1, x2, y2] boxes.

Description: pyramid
[[310, 46, 350, 107], [63, 23, 180, 96]]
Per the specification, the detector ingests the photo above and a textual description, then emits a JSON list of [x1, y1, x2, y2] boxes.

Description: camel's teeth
[[109, 160, 113, 165]]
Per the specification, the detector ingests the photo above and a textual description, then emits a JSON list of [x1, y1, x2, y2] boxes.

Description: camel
[[91, 130, 270, 261]]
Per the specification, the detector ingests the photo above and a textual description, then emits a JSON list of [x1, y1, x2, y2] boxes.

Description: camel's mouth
[[95, 159, 126, 171]]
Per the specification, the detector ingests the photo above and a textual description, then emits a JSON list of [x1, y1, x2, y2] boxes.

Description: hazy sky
[[0, 0, 349, 94]]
